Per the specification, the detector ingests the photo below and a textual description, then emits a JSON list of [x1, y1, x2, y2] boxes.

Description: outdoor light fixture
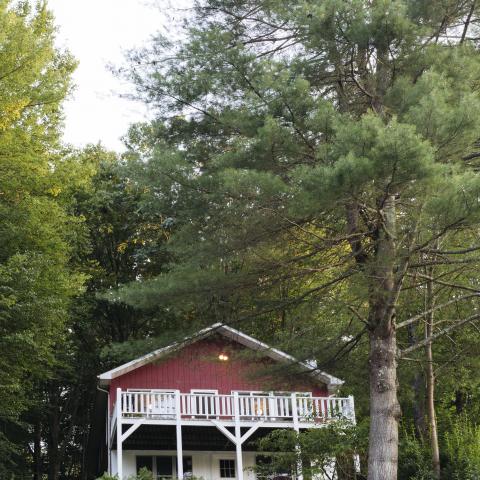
[[218, 353, 229, 361]]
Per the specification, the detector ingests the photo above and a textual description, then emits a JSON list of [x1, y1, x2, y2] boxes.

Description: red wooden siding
[[109, 336, 327, 408]]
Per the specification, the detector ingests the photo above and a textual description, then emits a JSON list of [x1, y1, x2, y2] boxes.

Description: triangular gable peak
[[98, 323, 344, 393]]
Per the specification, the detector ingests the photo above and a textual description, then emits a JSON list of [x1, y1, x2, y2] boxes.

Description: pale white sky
[[49, 0, 189, 151]]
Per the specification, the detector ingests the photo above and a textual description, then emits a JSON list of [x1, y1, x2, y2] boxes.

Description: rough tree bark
[[367, 195, 401, 480]]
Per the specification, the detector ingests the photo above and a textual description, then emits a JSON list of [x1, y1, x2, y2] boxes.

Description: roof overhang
[[98, 323, 344, 393]]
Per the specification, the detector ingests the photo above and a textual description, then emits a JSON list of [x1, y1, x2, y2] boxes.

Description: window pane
[[220, 459, 236, 478], [156, 456, 173, 476], [183, 456, 193, 474], [136, 456, 153, 474]]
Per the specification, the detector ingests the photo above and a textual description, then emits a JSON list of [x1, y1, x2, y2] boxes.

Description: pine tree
[[119, 2, 480, 478]]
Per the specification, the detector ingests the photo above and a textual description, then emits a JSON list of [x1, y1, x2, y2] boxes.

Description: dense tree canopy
[[1, 1, 480, 480], [0, 1, 80, 474], [114, 1, 480, 479]]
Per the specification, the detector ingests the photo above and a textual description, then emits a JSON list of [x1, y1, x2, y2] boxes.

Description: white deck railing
[[116, 390, 355, 424]]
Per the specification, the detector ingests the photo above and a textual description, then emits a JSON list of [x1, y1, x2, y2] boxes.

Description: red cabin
[[98, 323, 354, 480]]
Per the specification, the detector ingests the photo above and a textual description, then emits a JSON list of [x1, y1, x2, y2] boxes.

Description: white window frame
[[136, 455, 193, 480], [231, 391, 312, 397], [219, 458, 236, 479], [125, 389, 176, 417], [127, 388, 177, 393], [190, 389, 219, 394], [231, 391, 312, 420], [189, 389, 219, 418]]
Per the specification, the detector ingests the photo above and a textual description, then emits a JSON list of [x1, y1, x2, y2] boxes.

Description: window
[[272, 392, 312, 397], [219, 459, 236, 478], [156, 456, 173, 479], [183, 456, 193, 476], [136, 455, 191, 479], [136, 456, 153, 474]]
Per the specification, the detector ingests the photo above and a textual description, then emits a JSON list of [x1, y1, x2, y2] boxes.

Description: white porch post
[[116, 388, 123, 480], [175, 390, 184, 479], [347, 395, 356, 424], [291, 393, 303, 480], [233, 392, 244, 480]]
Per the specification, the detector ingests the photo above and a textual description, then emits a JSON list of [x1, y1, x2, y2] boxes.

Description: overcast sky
[[49, 0, 187, 151]]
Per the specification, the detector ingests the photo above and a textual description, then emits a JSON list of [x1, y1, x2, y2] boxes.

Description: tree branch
[[397, 293, 480, 329], [398, 313, 480, 357]]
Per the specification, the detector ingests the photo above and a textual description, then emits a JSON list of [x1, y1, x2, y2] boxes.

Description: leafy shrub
[[442, 415, 480, 480], [96, 470, 205, 480], [96, 467, 154, 480], [398, 428, 435, 480], [256, 419, 368, 479]]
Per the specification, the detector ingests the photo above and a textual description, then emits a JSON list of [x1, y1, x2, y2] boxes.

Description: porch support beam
[[211, 419, 265, 446], [211, 421, 237, 444], [233, 392, 244, 480], [240, 420, 264, 444], [175, 390, 184, 480], [292, 393, 304, 480], [120, 419, 145, 443]]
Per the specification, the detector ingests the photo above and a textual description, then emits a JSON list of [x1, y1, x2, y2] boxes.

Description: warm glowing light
[[218, 353, 229, 361]]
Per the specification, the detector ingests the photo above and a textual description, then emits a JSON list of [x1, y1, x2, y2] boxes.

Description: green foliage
[[96, 470, 206, 480], [397, 413, 480, 480], [1, 0, 479, 478], [443, 414, 480, 480], [116, 1, 480, 479], [398, 429, 436, 480], [0, 1, 81, 476], [257, 420, 368, 479]]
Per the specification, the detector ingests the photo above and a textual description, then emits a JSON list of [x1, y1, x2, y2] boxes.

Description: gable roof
[[98, 323, 344, 392]]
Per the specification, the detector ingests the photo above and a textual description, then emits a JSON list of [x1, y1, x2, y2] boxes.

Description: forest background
[[1, 1, 480, 479]]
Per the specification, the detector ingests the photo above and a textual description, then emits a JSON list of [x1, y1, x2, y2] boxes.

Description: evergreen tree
[[116, 2, 480, 479]]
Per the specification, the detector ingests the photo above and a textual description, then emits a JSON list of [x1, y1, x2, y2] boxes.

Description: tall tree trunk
[[407, 323, 426, 438], [368, 328, 400, 480], [425, 271, 440, 479], [367, 195, 401, 480], [48, 397, 61, 480], [33, 419, 42, 480]]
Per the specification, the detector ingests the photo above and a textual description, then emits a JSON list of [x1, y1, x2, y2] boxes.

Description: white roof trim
[[98, 323, 344, 391]]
